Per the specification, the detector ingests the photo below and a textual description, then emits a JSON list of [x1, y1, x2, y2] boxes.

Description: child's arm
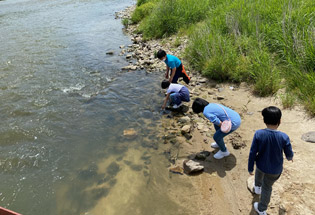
[[161, 93, 170, 110], [283, 135, 294, 161], [248, 132, 259, 174], [165, 66, 170, 78], [169, 68, 176, 83]]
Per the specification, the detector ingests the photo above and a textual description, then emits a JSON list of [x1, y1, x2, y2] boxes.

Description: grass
[[132, 0, 315, 115]]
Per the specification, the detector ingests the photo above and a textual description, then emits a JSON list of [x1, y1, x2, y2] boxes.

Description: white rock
[[183, 160, 204, 174], [181, 125, 191, 134], [247, 175, 255, 194]]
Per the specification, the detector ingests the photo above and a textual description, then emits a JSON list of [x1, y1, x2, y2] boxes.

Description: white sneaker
[[254, 202, 267, 215], [211, 142, 219, 148], [213, 150, 230, 159], [210, 142, 226, 149], [172, 103, 182, 109], [254, 185, 262, 195]]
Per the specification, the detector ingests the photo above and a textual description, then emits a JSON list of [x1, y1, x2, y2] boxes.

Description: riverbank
[[117, 5, 315, 215]]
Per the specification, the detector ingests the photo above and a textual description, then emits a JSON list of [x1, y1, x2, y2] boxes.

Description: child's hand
[[249, 171, 254, 175]]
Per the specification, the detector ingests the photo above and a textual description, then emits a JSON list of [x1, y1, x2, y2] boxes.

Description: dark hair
[[262, 106, 282, 125], [157, 49, 166, 59], [161, 80, 170, 89], [192, 98, 209, 113]]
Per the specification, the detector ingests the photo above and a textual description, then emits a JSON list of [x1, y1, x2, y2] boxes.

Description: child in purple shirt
[[248, 106, 293, 215]]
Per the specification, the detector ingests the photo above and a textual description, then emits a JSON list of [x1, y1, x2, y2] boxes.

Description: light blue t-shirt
[[164, 54, 181, 69], [203, 103, 241, 130]]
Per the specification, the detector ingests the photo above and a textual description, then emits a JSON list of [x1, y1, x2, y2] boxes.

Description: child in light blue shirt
[[192, 98, 241, 159]]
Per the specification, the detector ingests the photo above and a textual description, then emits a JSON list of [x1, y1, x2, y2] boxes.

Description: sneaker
[[213, 150, 230, 159], [172, 103, 182, 109], [211, 142, 219, 148], [254, 185, 262, 195], [210, 142, 226, 149], [253, 202, 267, 215]]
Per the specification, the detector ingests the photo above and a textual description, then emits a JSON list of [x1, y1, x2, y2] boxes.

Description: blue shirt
[[164, 54, 181, 69], [203, 103, 241, 130], [248, 129, 294, 174]]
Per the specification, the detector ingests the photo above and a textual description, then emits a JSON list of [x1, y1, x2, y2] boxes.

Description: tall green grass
[[132, 0, 315, 115], [185, 0, 315, 113], [137, 0, 212, 39]]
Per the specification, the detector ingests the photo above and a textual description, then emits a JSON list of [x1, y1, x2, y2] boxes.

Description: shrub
[[131, 2, 156, 24]]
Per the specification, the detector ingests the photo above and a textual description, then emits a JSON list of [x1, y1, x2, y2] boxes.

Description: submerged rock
[[106, 50, 114, 55], [169, 165, 184, 175], [301, 131, 315, 143], [123, 128, 137, 139], [183, 160, 204, 174]]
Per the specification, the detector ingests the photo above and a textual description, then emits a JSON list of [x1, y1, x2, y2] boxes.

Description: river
[[0, 0, 192, 214]]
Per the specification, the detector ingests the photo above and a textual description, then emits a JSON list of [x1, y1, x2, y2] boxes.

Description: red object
[[0, 207, 21, 215]]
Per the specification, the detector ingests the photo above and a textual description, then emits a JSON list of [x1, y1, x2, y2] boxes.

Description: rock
[[217, 96, 225, 100], [106, 50, 114, 55], [183, 160, 204, 174], [198, 78, 207, 83], [178, 116, 190, 123], [301, 131, 315, 143], [121, 65, 137, 70], [126, 54, 132, 59], [195, 151, 211, 160], [119, 45, 125, 49], [123, 128, 137, 138], [218, 88, 224, 92], [181, 125, 191, 134], [197, 122, 204, 130], [169, 166, 184, 175], [247, 175, 255, 194]]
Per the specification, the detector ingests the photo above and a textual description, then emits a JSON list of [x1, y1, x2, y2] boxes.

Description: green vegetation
[[132, 0, 315, 115]]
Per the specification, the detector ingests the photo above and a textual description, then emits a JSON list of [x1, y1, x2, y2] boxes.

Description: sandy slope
[[162, 78, 315, 215]]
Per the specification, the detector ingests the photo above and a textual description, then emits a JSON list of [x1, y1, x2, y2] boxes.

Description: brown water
[[0, 0, 193, 214]]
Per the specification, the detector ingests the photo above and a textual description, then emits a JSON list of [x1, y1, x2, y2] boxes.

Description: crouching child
[[161, 80, 190, 110]]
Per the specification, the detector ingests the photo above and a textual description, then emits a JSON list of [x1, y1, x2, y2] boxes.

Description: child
[[157, 49, 190, 84], [192, 98, 241, 159], [161, 80, 190, 110], [248, 106, 294, 215]]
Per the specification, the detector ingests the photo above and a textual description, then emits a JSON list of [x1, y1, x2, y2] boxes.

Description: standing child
[[248, 106, 294, 215], [157, 49, 190, 84], [161, 80, 190, 110], [192, 98, 241, 159]]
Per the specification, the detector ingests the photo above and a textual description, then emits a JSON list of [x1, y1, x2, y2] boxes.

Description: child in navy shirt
[[157, 50, 190, 84], [248, 106, 293, 215]]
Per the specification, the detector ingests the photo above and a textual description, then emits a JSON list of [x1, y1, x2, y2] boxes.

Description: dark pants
[[171, 64, 190, 84], [255, 168, 281, 211], [169, 86, 190, 105]]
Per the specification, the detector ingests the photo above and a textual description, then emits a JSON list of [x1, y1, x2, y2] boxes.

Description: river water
[[0, 0, 193, 214]]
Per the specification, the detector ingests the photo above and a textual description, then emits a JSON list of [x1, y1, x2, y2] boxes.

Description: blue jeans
[[213, 124, 235, 152]]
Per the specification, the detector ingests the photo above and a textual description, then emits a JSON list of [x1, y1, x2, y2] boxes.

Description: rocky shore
[[115, 5, 315, 215]]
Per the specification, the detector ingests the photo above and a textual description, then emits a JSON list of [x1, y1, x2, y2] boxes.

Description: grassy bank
[[130, 0, 315, 115]]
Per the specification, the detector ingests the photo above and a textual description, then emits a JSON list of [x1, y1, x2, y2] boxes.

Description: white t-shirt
[[167, 83, 183, 94]]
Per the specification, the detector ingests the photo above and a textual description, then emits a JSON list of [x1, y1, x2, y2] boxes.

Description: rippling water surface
[[0, 0, 193, 214]]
